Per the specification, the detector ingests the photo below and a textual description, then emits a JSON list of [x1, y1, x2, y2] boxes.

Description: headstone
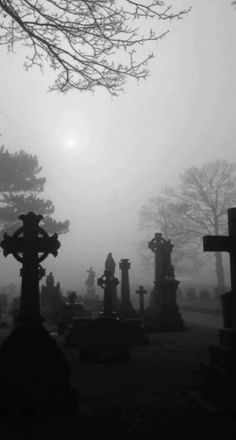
[[41, 271, 62, 322], [202, 208, 236, 406], [0, 212, 78, 418], [98, 269, 119, 317], [78, 264, 130, 362], [85, 267, 96, 299], [118, 258, 137, 318], [148, 232, 184, 331], [105, 252, 119, 312], [136, 285, 147, 315]]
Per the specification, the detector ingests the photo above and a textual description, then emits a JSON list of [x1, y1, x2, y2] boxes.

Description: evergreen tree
[[0, 147, 69, 237]]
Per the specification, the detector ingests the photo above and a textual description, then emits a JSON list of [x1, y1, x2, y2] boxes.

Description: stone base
[[0, 325, 78, 420], [78, 317, 130, 363], [200, 328, 236, 409], [118, 301, 137, 320], [154, 304, 185, 332], [122, 318, 149, 346]]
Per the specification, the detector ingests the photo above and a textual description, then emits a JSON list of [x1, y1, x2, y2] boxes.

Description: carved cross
[[148, 233, 174, 283], [203, 207, 236, 328], [1, 212, 60, 326], [136, 285, 147, 313], [97, 270, 119, 316]]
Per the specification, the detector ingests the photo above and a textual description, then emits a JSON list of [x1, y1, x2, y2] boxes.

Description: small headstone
[[85, 267, 96, 299], [136, 285, 147, 315]]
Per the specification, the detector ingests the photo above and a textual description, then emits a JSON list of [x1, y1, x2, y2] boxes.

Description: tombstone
[[105, 252, 119, 312], [77, 264, 130, 362], [41, 271, 62, 323], [58, 290, 91, 335], [98, 269, 119, 317], [148, 233, 184, 331], [0, 212, 78, 418], [118, 259, 137, 319], [136, 285, 147, 315], [85, 267, 96, 299], [202, 208, 236, 406]]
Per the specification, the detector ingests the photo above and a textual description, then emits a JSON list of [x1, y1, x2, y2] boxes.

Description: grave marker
[[1, 212, 60, 325], [136, 285, 147, 314], [98, 269, 119, 316]]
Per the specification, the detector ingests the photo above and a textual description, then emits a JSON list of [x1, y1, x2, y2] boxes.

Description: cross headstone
[[203, 207, 236, 328], [0, 212, 60, 326], [148, 233, 174, 283], [136, 285, 147, 313], [97, 270, 119, 316]]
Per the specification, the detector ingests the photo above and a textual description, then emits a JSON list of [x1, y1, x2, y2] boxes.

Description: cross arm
[[203, 235, 230, 252]]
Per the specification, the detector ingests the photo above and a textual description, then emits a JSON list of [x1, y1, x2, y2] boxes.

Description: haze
[[0, 0, 235, 293]]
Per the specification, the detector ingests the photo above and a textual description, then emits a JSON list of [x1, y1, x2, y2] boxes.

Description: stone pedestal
[[118, 259, 137, 319], [201, 327, 236, 409], [78, 317, 130, 363], [153, 279, 184, 331]]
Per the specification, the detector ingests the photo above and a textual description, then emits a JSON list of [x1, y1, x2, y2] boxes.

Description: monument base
[[201, 328, 236, 409], [0, 325, 78, 420], [78, 317, 130, 363], [151, 279, 185, 332]]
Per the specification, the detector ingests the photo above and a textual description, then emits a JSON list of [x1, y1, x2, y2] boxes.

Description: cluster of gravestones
[[0, 208, 236, 415]]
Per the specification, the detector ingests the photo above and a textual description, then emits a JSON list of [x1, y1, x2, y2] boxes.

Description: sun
[[65, 137, 78, 150]]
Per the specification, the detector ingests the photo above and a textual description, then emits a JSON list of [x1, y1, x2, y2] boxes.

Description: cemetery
[[0, 210, 235, 438]]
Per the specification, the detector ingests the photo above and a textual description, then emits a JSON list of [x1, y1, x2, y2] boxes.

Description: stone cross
[[203, 207, 236, 328], [136, 285, 147, 313], [97, 270, 119, 316], [148, 233, 174, 283], [0, 212, 60, 325]]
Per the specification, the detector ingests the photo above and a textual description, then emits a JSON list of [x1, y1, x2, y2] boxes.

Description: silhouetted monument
[[85, 267, 96, 298], [136, 285, 147, 315], [77, 264, 129, 362], [41, 271, 62, 322], [118, 258, 137, 318], [0, 212, 77, 417], [203, 207, 236, 405], [148, 232, 184, 331], [98, 269, 119, 317], [105, 252, 119, 312]]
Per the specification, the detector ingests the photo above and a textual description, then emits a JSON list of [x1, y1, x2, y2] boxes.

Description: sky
[[0, 0, 235, 294]]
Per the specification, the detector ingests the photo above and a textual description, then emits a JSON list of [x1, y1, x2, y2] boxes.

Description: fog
[[0, 0, 235, 292]]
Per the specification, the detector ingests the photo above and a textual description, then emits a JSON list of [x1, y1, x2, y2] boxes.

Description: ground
[[0, 311, 235, 439]]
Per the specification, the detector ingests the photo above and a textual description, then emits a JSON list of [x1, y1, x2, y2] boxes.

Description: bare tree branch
[[0, 0, 190, 93]]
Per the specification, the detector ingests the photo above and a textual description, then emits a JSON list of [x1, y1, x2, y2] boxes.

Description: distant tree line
[[139, 160, 236, 290]]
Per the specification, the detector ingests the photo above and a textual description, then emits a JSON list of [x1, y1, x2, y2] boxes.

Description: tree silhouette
[[0, 146, 69, 237], [0, 1, 189, 94], [139, 160, 236, 290]]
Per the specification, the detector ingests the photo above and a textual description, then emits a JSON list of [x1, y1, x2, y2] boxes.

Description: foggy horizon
[[0, 0, 234, 291]]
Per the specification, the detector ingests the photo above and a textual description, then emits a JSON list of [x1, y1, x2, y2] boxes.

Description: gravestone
[[83, 267, 100, 313], [98, 269, 119, 317], [85, 267, 96, 299], [148, 233, 184, 331], [105, 252, 119, 312], [0, 212, 77, 418], [202, 208, 236, 406], [58, 290, 91, 335], [41, 271, 62, 323], [78, 261, 130, 362], [136, 285, 147, 315], [118, 259, 137, 319]]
